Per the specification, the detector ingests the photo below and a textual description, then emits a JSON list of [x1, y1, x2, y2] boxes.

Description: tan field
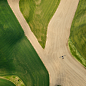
[[7, 0, 86, 86]]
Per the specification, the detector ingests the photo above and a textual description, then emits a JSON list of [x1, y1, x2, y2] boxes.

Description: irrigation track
[[7, 0, 86, 86]]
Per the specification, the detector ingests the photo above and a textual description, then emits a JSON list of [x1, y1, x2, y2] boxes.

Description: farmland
[[0, 75, 25, 86], [0, 0, 49, 86], [69, 0, 86, 67], [0, 78, 15, 86], [19, 0, 60, 48], [6, 0, 86, 85]]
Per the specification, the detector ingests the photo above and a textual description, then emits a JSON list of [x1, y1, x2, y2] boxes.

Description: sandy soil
[[7, 0, 86, 86]]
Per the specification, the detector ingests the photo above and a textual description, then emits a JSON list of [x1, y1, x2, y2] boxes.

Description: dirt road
[[45, 0, 86, 85], [7, 0, 86, 86]]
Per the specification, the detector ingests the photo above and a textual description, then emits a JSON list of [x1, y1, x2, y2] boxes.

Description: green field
[[69, 0, 86, 67], [0, 0, 49, 86], [0, 78, 15, 86], [19, 0, 60, 48], [0, 75, 25, 86], [68, 39, 86, 67]]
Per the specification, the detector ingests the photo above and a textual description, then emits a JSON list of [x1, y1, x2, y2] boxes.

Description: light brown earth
[[7, 0, 86, 86]]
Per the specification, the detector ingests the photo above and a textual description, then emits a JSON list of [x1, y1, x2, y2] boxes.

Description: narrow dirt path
[[7, 0, 86, 86], [7, 0, 45, 62]]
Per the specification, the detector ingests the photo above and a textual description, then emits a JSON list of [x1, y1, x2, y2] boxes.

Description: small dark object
[[62, 56, 64, 59], [18, 80, 19, 81], [59, 55, 66, 59]]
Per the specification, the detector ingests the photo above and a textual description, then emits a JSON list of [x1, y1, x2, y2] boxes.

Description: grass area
[[69, 0, 86, 67], [0, 78, 16, 86], [0, 75, 25, 86], [19, 0, 60, 48], [0, 0, 49, 86], [68, 39, 86, 67]]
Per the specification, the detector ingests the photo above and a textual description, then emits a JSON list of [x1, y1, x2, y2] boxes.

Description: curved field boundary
[[0, 78, 15, 86], [7, 0, 86, 86], [0, 75, 25, 86], [68, 38, 86, 67]]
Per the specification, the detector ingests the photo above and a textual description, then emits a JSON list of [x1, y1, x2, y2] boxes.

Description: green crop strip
[[0, 78, 16, 86], [68, 39, 86, 67], [69, 0, 86, 67], [0, 0, 49, 86], [19, 0, 60, 48], [0, 75, 25, 86]]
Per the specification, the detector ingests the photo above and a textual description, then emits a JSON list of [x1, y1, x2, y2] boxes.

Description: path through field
[[7, 0, 86, 86]]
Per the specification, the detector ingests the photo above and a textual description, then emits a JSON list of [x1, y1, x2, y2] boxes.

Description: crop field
[[0, 75, 25, 86], [0, 0, 49, 86], [68, 39, 86, 67], [69, 0, 86, 67], [0, 78, 15, 86], [19, 0, 60, 48]]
